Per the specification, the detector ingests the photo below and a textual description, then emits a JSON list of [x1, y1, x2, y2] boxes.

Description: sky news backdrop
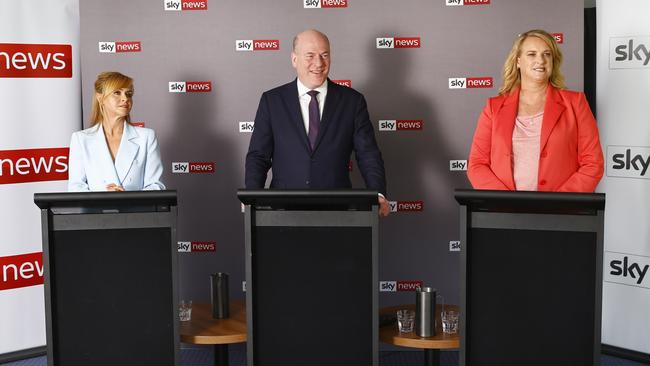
[[78, 0, 584, 350], [597, 0, 650, 355], [0, 0, 80, 356]]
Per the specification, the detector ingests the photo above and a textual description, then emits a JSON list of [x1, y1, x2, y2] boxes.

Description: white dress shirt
[[297, 79, 328, 133]]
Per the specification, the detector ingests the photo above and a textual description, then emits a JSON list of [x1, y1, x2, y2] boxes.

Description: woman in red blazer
[[468, 30, 604, 192]]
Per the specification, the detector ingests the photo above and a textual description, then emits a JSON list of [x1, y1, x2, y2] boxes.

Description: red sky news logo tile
[[448, 77, 493, 89], [379, 280, 423, 292], [376, 37, 421, 49], [171, 162, 215, 173], [169, 81, 212, 93], [177, 241, 216, 252], [304, 0, 348, 8], [239, 121, 254, 133], [389, 201, 424, 212], [552, 33, 564, 44], [164, 0, 208, 11], [332, 79, 351, 87], [348, 160, 353, 172], [0, 148, 68, 185], [446, 0, 490, 5], [0, 43, 72, 78], [98, 41, 141, 53], [378, 120, 423, 131], [0, 252, 43, 291], [235, 40, 280, 51], [131, 121, 145, 127]]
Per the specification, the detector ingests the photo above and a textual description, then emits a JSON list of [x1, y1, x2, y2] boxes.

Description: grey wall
[[79, 0, 584, 318]]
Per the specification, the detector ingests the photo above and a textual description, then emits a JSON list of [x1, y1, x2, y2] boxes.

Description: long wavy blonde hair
[[499, 29, 566, 95], [90, 71, 134, 126]]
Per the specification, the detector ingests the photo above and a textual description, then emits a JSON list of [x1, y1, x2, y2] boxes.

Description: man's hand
[[106, 183, 124, 192], [378, 195, 390, 217]]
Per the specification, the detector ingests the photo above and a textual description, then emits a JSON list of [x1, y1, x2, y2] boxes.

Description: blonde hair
[[90, 71, 134, 126], [499, 29, 566, 95]]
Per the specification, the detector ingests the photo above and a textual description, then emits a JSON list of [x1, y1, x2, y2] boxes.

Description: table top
[[179, 300, 247, 345], [379, 304, 460, 349]]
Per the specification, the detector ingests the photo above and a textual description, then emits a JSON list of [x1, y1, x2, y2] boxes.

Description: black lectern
[[455, 190, 605, 366], [34, 191, 179, 366], [238, 190, 379, 366]]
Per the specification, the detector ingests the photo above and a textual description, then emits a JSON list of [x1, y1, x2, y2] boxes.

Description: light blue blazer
[[68, 122, 165, 191]]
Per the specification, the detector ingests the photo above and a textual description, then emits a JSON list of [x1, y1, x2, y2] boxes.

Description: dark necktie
[[307, 90, 320, 150]]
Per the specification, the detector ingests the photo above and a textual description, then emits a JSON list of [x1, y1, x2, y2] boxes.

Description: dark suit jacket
[[245, 79, 386, 195]]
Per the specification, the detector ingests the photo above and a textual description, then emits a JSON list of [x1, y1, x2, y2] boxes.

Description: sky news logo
[[450, 160, 467, 171], [177, 241, 216, 252], [449, 77, 493, 89], [389, 201, 424, 212], [0, 148, 68, 185], [98, 41, 141, 53], [239, 121, 254, 133], [376, 37, 421, 49], [304, 0, 347, 8], [379, 280, 423, 292], [169, 81, 212, 92], [605, 251, 649, 288], [171, 162, 215, 173], [552, 33, 564, 44], [0, 43, 71, 78], [236, 40, 280, 51], [610, 36, 650, 69], [446, 0, 490, 5], [378, 120, 423, 131], [131, 121, 145, 127], [332, 79, 351, 87], [164, 0, 208, 11], [607, 146, 650, 179], [0, 252, 43, 291]]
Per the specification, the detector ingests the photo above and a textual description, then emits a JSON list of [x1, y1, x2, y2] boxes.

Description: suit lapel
[[493, 89, 519, 190], [313, 79, 338, 153], [282, 80, 312, 153], [92, 124, 121, 186], [540, 86, 565, 151], [114, 122, 139, 184]]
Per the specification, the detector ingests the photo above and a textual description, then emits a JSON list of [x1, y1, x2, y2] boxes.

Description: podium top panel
[[34, 190, 177, 210], [237, 189, 378, 210], [454, 189, 605, 214]]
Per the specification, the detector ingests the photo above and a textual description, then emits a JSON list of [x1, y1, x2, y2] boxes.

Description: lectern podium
[[238, 190, 379, 366], [455, 189, 605, 366], [34, 191, 180, 366]]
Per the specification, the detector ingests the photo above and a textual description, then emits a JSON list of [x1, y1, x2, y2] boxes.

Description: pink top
[[512, 112, 543, 191]]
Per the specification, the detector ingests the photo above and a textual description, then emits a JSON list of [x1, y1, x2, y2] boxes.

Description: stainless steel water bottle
[[415, 286, 436, 337], [210, 272, 229, 319]]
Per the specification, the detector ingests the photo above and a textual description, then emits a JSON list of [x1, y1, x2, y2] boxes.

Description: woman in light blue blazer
[[68, 72, 165, 191]]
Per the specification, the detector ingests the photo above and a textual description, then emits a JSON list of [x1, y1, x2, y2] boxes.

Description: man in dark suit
[[245, 29, 389, 216]]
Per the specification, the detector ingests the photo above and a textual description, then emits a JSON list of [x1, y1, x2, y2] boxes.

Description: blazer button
[[539, 180, 547, 185], [306, 180, 310, 185]]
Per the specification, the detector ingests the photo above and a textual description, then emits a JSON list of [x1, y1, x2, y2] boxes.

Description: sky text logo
[[239, 122, 254, 133], [0, 43, 72, 78], [607, 146, 650, 179], [378, 120, 423, 131], [164, 0, 208, 11], [450, 160, 467, 171], [376, 37, 421, 49], [171, 162, 215, 173], [236, 40, 280, 51], [610, 36, 650, 69], [304, 0, 348, 8], [98, 41, 141, 53], [379, 280, 423, 292], [449, 77, 493, 89], [169, 81, 212, 93], [605, 252, 649, 288]]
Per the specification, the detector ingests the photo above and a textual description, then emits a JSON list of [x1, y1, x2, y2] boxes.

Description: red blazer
[[467, 86, 604, 192]]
